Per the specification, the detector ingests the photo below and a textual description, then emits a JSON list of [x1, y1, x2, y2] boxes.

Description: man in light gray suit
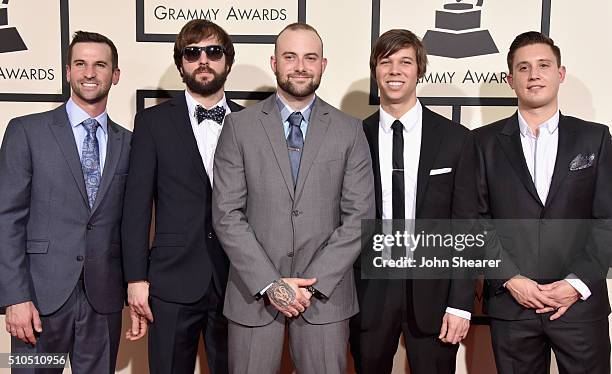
[[0, 31, 131, 373], [213, 22, 375, 373]]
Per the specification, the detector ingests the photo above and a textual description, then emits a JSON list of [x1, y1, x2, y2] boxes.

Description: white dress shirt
[[184, 90, 231, 186], [517, 110, 591, 300], [379, 100, 471, 320]]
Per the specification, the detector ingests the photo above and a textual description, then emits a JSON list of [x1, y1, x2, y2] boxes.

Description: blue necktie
[[81, 118, 101, 208], [287, 112, 304, 187]]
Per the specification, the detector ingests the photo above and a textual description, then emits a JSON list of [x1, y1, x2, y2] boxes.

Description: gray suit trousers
[[228, 315, 349, 374], [10, 280, 122, 374]]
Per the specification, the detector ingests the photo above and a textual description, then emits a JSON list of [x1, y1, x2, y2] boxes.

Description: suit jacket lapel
[[91, 120, 124, 213], [259, 95, 295, 200], [497, 112, 543, 206], [49, 104, 89, 210], [169, 94, 211, 186], [294, 97, 331, 202], [416, 107, 443, 214], [227, 99, 244, 113], [363, 111, 382, 218], [545, 114, 577, 207]]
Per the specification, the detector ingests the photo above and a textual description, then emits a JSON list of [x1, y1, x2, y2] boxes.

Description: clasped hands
[[266, 277, 317, 318], [505, 275, 580, 320]]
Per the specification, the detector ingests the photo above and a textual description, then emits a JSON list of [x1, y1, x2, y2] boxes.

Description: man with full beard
[[121, 19, 242, 374], [212, 23, 374, 373]]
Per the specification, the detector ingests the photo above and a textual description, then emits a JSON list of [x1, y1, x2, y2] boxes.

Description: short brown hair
[[275, 22, 323, 55], [67, 31, 119, 69], [507, 31, 561, 73], [173, 20, 235, 74], [370, 29, 428, 79]]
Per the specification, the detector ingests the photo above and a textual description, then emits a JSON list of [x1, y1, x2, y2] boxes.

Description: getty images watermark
[[360, 219, 612, 280], [371, 229, 499, 270]]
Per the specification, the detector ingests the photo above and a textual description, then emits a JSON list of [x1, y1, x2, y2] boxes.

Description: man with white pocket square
[[350, 29, 478, 374], [475, 31, 611, 374]]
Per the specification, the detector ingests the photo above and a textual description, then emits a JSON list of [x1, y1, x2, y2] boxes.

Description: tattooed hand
[[266, 277, 317, 317]]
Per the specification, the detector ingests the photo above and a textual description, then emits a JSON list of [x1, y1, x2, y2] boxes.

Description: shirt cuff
[[445, 307, 471, 320], [565, 275, 591, 300], [259, 282, 274, 295]]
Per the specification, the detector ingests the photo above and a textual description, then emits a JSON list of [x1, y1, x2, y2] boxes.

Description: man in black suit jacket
[[121, 20, 243, 374], [475, 31, 611, 374], [350, 29, 478, 374]]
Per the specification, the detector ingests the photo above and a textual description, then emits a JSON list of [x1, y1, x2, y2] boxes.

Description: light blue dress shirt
[[276, 95, 315, 139], [65, 98, 108, 175]]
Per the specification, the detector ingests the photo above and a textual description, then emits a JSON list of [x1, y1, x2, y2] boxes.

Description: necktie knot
[[288, 112, 303, 128], [196, 105, 226, 125], [391, 120, 403, 133], [82, 118, 99, 135]]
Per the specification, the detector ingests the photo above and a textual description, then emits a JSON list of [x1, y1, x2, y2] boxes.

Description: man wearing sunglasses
[[122, 19, 243, 374], [213, 23, 374, 373]]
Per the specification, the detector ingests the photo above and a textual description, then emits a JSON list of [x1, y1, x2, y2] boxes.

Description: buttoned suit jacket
[[212, 94, 375, 326], [356, 106, 478, 335], [0, 104, 131, 315], [122, 93, 243, 303], [475, 112, 611, 321]]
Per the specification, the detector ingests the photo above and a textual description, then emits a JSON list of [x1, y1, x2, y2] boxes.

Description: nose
[[389, 61, 401, 75], [198, 49, 209, 65], [294, 57, 306, 72], [84, 64, 96, 78]]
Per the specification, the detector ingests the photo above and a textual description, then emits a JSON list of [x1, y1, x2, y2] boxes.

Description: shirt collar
[[379, 99, 422, 133], [184, 90, 229, 122], [276, 94, 316, 123], [66, 98, 108, 134], [518, 109, 560, 137]]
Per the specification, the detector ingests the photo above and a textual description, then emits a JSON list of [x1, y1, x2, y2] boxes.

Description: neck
[[277, 88, 315, 112], [187, 87, 224, 109], [518, 99, 558, 132], [381, 96, 417, 119], [71, 95, 107, 118]]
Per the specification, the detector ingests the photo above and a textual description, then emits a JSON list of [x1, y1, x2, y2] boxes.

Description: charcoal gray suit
[[0, 103, 131, 373]]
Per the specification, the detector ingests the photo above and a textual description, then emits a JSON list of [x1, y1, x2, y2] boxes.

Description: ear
[[321, 57, 328, 74], [112, 68, 121, 85], [507, 72, 514, 90], [270, 55, 277, 74], [558, 65, 566, 83], [65, 64, 71, 83]]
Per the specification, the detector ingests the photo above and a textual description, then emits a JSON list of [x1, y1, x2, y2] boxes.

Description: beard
[[276, 71, 321, 98], [183, 65, 229, 96]]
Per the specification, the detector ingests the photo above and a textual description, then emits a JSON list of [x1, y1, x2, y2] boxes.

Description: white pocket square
[[429, 167, 452, 176]]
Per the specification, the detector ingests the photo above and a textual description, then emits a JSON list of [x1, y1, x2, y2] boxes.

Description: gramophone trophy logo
[[422, 0, 498, 59], [0, 0, 27, 53]]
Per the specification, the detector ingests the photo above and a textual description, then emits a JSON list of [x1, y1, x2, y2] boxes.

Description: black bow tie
[[195, 105, 226, 125]]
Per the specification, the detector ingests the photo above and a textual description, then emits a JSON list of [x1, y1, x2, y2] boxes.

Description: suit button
[[76, 255, 84, 261], [288, 252, 294, 257], [292, 210, 301, 217], [207, 232, 213, 239], [86, 224, 93, 230]]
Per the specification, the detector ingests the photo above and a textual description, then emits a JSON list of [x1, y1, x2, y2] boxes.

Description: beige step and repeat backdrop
[[1, 0, 611, 373]]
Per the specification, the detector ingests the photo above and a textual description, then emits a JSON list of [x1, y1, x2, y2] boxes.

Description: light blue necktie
[[287, 112, 304, 187], [80, 118, 101, 208]]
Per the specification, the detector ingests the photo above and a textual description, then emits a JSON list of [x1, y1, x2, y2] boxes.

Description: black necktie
[[391, 120, 405, 259], [287, 112, 304, 187], [195, 105, 226, 125]]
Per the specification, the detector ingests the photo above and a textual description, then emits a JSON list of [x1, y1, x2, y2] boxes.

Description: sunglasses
[[182, 45, 226, 62]]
